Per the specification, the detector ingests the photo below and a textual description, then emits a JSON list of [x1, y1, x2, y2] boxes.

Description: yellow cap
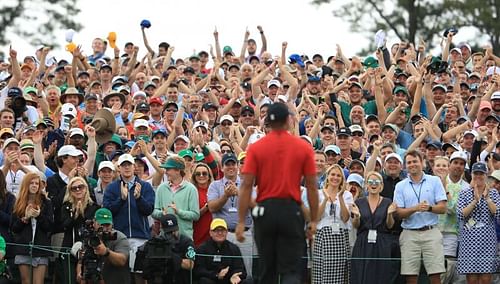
[[237, 151, 246, 161], [210, 218, 228, 231]]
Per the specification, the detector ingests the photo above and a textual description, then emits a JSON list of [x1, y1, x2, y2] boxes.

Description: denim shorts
[[14, 255, 49, 267]]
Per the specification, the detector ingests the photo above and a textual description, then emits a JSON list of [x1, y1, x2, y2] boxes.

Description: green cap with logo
[[95, 208, 113, 225]]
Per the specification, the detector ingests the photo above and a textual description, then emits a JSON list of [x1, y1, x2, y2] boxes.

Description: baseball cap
[[346, 173, 364, 187], [337, 127, 351, 137], [486, 66, 500, 77], [471, 162, 488, 174], [61, 103, 77, 118], [0, 128, 14, 138], [491, 91, 500, 101], [442, 142, 462, 152], [324, 145, 341, 155], [134, 119, 149, 129], [7, 87, 22, 97], [117, 154, 135, 165], [98, 161, 116, 172], [69, 128, 84, 138], [450, 151, 468, 163], [240, 105, 255, 115], [349, 159, 365, 170], [57, 145, 83, 157], [488, 170, 500, 181], [159, 214, 179, 232], [220, 115, 234, 124], [95, 208, 113, 225], [464, 130, 478, 138], [149, 97, 162, 105], [432, 84, 447, 92], [382, 124, 399, 134], [267, 79, 281, 88], [426, 140, 443, 149], [144, 81, 156, 89], [385, 153, 403, 164], [2, 138, 20, 151], [84, 93, 98, 101], [202, 102, 217, 111], [136, 102, 150, 112], [221, 153, 238, 165], [132, 91, 147, 100], [152, 129, 167, 138], [174, 135, 190, 144], [479, 101, 492, 111], [349, 124, 364, 134], [210, 218, 228, 231], [393, 85, 409, 95], [266, 103, 291, 123], [450, 47, 462, 55], [193, 120, 209, 131], [178, 149, 194, 159], [365, 114, 379, 124]]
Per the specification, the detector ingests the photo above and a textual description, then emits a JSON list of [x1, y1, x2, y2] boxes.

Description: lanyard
[[410, 180, 424, 202], [230, 196, 236, 208], [329, 202, 337, 220], [9, 170, 16, 184]]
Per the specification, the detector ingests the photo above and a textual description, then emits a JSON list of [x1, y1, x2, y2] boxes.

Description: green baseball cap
[[178, 149, 194, 159], [95, 208, 113, 225], [363, 56, 379, 69], [393, 85, 409, 95], [160, 157, 186, 170], [223, 46, 233, 55], [195, 152, 205, 162]]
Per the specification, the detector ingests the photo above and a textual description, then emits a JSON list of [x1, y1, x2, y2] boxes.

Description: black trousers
[[253, 199, 305, 284]]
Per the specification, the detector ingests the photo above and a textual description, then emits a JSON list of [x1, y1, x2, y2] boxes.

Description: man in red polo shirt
[[236, 102, 319, 284]]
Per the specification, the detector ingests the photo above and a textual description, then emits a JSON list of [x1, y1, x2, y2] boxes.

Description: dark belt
[[407, 225, 434, 231], [228, 227, 250, 233]]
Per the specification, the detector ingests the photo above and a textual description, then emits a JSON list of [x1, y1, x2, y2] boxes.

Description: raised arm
[[257, 25, 267, 55], [141, 27, 155, 55], [239, 28, 250, 63], [213, 27, 222, 62]]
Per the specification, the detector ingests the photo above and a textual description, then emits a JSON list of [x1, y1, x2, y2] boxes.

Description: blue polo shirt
[[394, 173, 447, 229]]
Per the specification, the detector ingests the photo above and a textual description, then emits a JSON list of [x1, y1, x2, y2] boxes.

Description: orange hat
[[107, 32, 117, 49], [20, 64, 32, 71]]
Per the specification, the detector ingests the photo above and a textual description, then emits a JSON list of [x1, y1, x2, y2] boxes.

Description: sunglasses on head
[[367, 179, 382, 186], [70, 184, 86, 192]]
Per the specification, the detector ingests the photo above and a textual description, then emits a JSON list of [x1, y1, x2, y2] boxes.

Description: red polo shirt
[[242, 130, 316, 203]]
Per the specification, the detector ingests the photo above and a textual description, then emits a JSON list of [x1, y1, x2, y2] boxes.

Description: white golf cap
[[57, 145, 83, 157], [385, 153, 403, 164], [132, 91, 147, 99], [267, 79, 281, 88], [117, 154, 135, 165], [193, 120, 209, 130], [174, 135, 190, 144], [69, 128, 84, 137], [98, 161, 116, 172], [2, 138, 20, 151], [61, 103, 77, 118], [450, 151, 468, 163], [134, 119, 149, 129], [220, 115, 234, 124]]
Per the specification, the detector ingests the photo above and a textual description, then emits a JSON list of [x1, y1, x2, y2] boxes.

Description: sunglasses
[[367, 179, 382, 186], [165, 108, 177, 112], [70, 184, 86, 192], [221, 122, 232, 126], [352, 132, 364, 137], [195, 171, 209, 177], [221, 150, 232, 154]]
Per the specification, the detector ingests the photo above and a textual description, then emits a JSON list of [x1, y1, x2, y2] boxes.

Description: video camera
[[78, 220, 117, 281], [135, 232, 175, 284]]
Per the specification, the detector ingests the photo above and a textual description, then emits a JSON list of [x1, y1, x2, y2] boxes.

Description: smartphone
[[318, 96, 325, 104]]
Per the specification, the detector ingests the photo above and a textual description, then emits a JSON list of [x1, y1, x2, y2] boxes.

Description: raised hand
[[387, 203, 397, 215], [351, 204, 361, 217]]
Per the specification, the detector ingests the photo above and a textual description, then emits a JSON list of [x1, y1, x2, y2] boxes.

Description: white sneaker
[[375, 30, 386, 48]]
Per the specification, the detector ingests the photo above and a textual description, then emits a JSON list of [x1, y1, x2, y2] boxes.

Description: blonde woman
[[60, 177, 100, 283], [312, 164, 353, 283], [351, 171, 397, 284], [433, 156, 450, 189], [191, 163, 214, 247], [10, 172, 53, 284]]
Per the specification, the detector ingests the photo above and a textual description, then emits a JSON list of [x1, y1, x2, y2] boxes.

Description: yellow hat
[[107, 32, 117, 49], [66, 42, 77, 53], [237, 151, 246, 161], [210, 218, 228, 231], [0, 128, 14, 138]]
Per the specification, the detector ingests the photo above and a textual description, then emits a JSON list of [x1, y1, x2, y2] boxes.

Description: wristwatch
[[427, 206, 432, 212]]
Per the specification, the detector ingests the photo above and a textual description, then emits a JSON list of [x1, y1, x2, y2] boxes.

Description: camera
[[135, 232, 175, 283], [78, 220, 117, 281]]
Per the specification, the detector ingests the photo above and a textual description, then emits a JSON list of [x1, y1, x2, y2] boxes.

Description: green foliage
[[312, 0, 500, 54], [0, 0, 82, 47]]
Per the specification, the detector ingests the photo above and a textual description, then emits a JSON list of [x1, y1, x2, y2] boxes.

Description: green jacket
[[152, 180, 200, 239]]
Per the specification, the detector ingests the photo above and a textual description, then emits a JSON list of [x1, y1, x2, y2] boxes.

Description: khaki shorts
[[399, 228, 445, 275]]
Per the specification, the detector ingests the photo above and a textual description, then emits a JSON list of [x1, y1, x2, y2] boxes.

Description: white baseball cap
[[450, 151, 468, 163], [385, 153, 403, 164], [117, 154, 135, 165], [220, 115, 234, 124], [134, 119, 149, 129], [57, 145, 83, 157], [132, 91, 147, 99], [267, 79, 281, 88], [486, 66, 500, 77], [174, 135, 190, 144], [2, 138, 20, 151], [69, 128, 84, 138], [98, 161, 116, 172], [61, 103, 77, 118], [193, 120, 209, 131]]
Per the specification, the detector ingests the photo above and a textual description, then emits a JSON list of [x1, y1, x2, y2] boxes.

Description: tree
[[447, 0, 500, 54], [0, 0, 82, 47], [312, 0, 456, 51]]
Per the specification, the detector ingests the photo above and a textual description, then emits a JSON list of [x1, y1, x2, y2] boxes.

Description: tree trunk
[[408, 0, 418, 44]]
